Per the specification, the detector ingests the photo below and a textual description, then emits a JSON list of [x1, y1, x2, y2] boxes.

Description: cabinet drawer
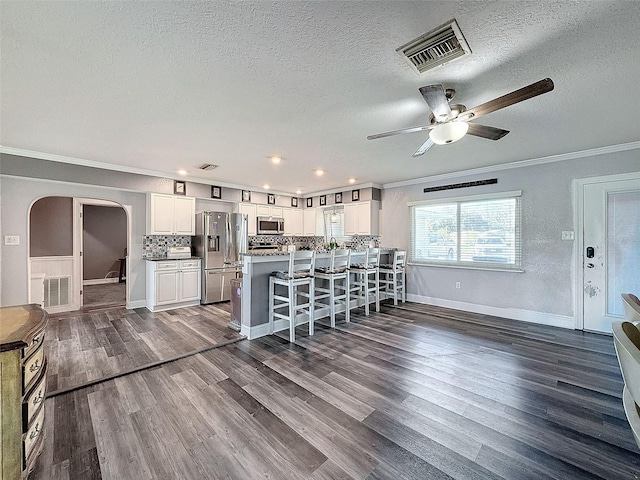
[[23, 407, 44, 461], [24, 332, 44, 360], [23, 367, 46, 431], [180, 260, 201, 269], [155, 261, 179, 271], [23, 346, 44, 392]]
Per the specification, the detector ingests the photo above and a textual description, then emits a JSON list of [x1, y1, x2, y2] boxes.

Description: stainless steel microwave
[[257, 216, 285, 235]]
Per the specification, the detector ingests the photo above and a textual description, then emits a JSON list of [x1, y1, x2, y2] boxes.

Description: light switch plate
[[4, 235, 20, 245], [561, 231, 575, 240]]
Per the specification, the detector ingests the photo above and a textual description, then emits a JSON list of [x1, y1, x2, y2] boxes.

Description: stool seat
[[269, 251, 316, 343], [349, 248, 380, 316], [379, 250, 406, 305], [314, 249, 351, 328]]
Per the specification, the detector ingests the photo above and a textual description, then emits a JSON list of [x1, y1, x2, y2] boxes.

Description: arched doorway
[[29, 196, 130, 312]]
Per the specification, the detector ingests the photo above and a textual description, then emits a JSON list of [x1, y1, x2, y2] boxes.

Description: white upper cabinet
[[344, 201, 380, 235], [256, 205, 283, 217], [303, 208, 319, 236], [147, 193, 195, 235], [239, 203, 257, 236], [283, 207, 303, 235]]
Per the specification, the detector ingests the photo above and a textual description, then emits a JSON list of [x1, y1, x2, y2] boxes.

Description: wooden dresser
[[0, 304, 48, 479]]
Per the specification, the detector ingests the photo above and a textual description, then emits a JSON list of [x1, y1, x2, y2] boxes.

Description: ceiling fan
[[367, 78, 554, 157]]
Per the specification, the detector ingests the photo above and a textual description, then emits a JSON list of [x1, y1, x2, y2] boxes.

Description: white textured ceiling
[[1, 1, 639, 195]]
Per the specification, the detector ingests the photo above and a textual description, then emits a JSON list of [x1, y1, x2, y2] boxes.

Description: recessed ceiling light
[[270, 156, 282, 165], [177, 169, 188, 176], [314, 169, 324, 176], [296, 189, 302, 195], [348, 178, 356, 184], [263, 184, 270, 189]]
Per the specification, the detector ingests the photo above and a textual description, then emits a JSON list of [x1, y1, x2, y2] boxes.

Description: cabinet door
[[344, 204, 358, 235], [239, 204, 257, 235], [155, 271, 180, 305], [256, 205, 270, 217], [270, 206, 283, 217], [357, 202, 371, 235], [149, 194, 175, 235], [282, 207, 294, 235], [291, 209, 303, 235], [180, 269, 201, 302], [173, 196, 196, 235], [303, 208, 317, 236]]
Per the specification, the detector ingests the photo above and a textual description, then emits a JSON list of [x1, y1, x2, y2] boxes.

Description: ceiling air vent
[[198, 163, 218, 171], [397, 19, 471, 74]]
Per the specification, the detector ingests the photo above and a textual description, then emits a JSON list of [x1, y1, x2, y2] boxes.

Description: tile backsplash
[[143, 235, 191, 258], [249, 235, 380, 252]]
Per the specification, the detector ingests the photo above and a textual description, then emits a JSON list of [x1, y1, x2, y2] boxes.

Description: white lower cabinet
[[146, 259, 201, 311]]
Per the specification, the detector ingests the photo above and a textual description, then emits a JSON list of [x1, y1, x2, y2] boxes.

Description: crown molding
[[382, 141, 640, 189]]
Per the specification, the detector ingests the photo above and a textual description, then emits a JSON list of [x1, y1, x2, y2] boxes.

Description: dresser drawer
[[23, 345, 44, 392], [24, 332, 44, 360], [23, 406, 44, 461], [23, 366, 46, 431]]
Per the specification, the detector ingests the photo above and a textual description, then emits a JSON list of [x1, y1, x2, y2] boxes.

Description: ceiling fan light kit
[[429, 122, 469, 145]]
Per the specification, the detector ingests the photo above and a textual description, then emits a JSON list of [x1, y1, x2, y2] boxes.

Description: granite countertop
[[144, 256, 201, 261]]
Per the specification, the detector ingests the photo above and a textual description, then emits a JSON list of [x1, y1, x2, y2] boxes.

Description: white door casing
[[577, 173, 640, 333]]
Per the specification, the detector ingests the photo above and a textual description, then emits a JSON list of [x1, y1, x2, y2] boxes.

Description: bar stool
[[350, 248, 380, 316], [268, 251, 316, 343], [314, 249, 351, 327], [379, 250, 406, 305]]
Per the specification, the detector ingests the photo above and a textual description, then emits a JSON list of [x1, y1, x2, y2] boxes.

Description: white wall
[[380, 147, 640, 328], [0, 175, 146, 307]]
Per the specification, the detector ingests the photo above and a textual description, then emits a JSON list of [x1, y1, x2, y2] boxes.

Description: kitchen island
[[239, 250, 394, 339]]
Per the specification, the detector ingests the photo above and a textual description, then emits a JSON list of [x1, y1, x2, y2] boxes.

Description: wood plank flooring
[[45, 303, 243, 393], [30, 302, 640, 479]]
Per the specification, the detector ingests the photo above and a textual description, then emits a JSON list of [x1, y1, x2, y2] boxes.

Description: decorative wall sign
[[319, 195, 326, 206], [291, 197, 298, 207], [335, 192, 342, 204], [267, 193, 276, 205], [423, 178, 498, 193], [174, 181, 186, 195], [242, 190, 251, 202], [351, 189, 360, 201], [211, 185, 222, 199], [306, 197, 313, 207]]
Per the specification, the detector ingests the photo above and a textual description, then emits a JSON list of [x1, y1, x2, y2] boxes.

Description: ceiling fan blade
[[412, 138, 435, 157], [419, 84, 452, 121], [466, 123, 510, 140], [367, 123, 436, 140], [459, 78, 554, 121]]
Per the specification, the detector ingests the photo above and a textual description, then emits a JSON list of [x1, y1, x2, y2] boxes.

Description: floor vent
[[198, 163, 218, 171], [397, 19, 471, 74], [44, 276, 71, 307]]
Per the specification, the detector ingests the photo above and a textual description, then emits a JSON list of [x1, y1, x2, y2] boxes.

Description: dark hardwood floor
[[30, 302, 640, 479]]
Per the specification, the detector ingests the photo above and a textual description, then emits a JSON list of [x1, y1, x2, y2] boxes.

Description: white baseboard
[[127, 300, 146, 309], [83, 278, 120, 286], [406, 294, 575, 329]]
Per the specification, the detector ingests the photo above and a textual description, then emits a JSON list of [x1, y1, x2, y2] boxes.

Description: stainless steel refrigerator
[[193, 211, 247, 304]]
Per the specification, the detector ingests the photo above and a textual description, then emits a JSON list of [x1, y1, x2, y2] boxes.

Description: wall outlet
[[455, 281, 461, 289], [4, 235, 20, 246], [561, 231, 575, 241]]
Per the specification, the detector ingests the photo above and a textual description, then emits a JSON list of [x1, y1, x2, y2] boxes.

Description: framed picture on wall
[[335, 192, 342, 204], [319, 195, 326, 206], [174, 180, 186, 195], [306, 197, 313, 207], [291, 197, 298, 207], [242, 190, 251, 202], [267, 193, 276, 205], [352, 189, 360, 201], [211, 185, 222, 199]]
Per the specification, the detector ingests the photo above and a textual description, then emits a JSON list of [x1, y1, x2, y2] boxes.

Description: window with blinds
[[323, 207, 347, 242], [409, 191, 522, 270]]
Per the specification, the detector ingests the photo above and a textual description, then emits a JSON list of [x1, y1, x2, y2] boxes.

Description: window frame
[[408, 190, 523, 272]]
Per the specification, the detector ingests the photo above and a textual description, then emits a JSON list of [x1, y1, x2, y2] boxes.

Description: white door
[[582, 176, 640, 332]]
